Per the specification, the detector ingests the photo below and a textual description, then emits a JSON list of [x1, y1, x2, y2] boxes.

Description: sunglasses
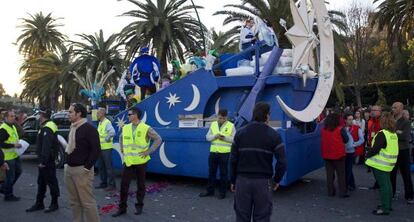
[[128, 113, 134, 116]]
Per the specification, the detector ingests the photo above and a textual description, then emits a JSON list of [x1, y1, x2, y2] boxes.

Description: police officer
[[366, 112, 399, 215], [112, 107, 162, 217], [95, 107, 116, 190], [26, 109, 60, 213], [0, 110, 22, 201], [199, 109, 235, 199]]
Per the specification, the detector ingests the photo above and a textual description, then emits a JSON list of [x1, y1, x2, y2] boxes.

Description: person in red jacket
[[321, 113, 349, 197], [368, 106, 382, 147]]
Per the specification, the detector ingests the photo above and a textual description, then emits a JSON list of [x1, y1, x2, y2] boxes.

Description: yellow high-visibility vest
[[0, 123, 19, 161], [210, 121, 234, 153], [122, 122, 150, 166], [44, 121, 58, 133], [365, 130, 399, 172], [98, 118, 113, 150]]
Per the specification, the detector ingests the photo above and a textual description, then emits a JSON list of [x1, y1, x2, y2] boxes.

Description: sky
[[0, 0, 374, 96]]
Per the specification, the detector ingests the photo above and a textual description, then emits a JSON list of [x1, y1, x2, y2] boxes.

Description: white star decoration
[[165, 92, 181, 109], [116, 115, 127, 131]]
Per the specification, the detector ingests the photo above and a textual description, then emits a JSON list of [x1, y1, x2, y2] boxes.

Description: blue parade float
[[108, 0, 338, 185], [110, 46, 322, 186]]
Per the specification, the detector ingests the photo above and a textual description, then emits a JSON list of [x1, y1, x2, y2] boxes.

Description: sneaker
[[26, 203, 45, 212], [199, 192, 214, 197], [407, 199, 414, 205], [4, 195, 20, 202]]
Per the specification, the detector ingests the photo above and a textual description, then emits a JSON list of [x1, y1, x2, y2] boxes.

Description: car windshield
[[53, 117, 71, 129]]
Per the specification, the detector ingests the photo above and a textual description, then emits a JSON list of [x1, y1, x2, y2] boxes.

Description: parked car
[[21, 111, 70, 168]]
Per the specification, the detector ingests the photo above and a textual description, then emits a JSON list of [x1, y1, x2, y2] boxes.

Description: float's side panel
[[279, 127, 323, 185]]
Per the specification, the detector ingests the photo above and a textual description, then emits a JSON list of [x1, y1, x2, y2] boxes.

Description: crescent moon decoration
[[141, 111, 147, 123], [276, 0, 334, 122], [155, 102, 172, 126], [215, 97, 221, 115], [159, 142, 176, 168], [184, 84, 201, 111]]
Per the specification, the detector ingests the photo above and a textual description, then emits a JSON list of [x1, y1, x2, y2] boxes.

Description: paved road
[[0, 155, 413, 222]]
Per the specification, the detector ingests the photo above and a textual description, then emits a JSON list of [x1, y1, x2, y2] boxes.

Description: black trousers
[[234, 176, 272, 222], [324, 157, 347, 196], [36, 162, 59, 203], [207, 152, 229, 195], [119, 163, 147, 210], [391, 149, 414, 200]]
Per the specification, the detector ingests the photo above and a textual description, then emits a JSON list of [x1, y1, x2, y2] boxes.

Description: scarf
[[65, 118, 88, 155]]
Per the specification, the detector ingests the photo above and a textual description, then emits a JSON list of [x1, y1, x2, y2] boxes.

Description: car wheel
[[55, 143, 66, 169]]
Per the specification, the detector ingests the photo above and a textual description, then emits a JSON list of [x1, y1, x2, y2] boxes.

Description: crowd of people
[[0, 100, 413, 221], [320, 102, 414, 215]]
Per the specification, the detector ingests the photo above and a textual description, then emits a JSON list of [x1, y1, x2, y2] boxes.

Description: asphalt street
[[0, 155, 413, 222]]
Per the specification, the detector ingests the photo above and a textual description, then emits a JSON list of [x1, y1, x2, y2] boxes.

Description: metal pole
[[189, 0, 206, 53]]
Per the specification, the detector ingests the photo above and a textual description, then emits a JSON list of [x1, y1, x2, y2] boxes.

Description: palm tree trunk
[[160, 47, 168, 78]]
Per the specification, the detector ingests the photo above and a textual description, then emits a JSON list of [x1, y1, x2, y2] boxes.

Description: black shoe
[[95, 184, 107, 189], [348, 186, 356, 191], [26, 203, 45, 212], [217, 194, 226, 199], [134, 207, 143, 215], [4, 195, 20, 201], [44, 204, 58, 213], [112, 209, 126, 217], [199, 192, 214, 197]]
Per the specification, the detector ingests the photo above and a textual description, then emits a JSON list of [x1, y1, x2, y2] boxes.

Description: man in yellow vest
[[26, 109, 60, 213], [199, 109, 235, 199], [95, 107, 116, 190], [112, 107, 162, 217], [0, 110, 22, 201], [366, 112, 399, 215]]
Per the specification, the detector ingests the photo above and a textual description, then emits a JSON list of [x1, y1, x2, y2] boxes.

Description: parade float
[[110, 0, 335, 185]]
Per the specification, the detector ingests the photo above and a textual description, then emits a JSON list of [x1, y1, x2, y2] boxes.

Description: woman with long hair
[[320, 113, 349, 197]]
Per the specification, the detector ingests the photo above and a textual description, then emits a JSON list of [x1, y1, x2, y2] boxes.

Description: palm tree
[[16, 12, 66, 58], [118, 0, 208, 75], [70, 30, 124, 91], [209, 28, 240, 53], [20, 45, 77, 109], [373, 0, 414, 49]]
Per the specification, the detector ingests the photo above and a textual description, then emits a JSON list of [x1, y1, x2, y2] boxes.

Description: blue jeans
[[1, 157, 22, 197], [345, 153, 355, 189], [98, 149, 116, 187]]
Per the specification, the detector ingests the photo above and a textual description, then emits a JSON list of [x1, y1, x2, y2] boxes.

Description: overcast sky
[[0, 0, 374, 96]]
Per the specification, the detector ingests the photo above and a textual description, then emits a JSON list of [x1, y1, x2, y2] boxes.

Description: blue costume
[[129, 47, 161, 100]]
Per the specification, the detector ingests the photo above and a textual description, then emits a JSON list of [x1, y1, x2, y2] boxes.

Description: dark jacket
[[36, 120, 59, 165], [66, 122, 101, 170], [395, 117, 411, 150], [0, 149, 4, 166], [366, 131, 386, 158], [230, 121, 287, 184]]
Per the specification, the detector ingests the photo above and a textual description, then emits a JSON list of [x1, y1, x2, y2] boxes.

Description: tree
[[20, 45, 77, 109], [70, 30, 123, 91], [16, 12, 66, 58], [373, 0, 414, 49], [208, 28, 239, 53], [341, 2, 375, 107], [118, 0, 208, 75], [0, 83, 6, 98]]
